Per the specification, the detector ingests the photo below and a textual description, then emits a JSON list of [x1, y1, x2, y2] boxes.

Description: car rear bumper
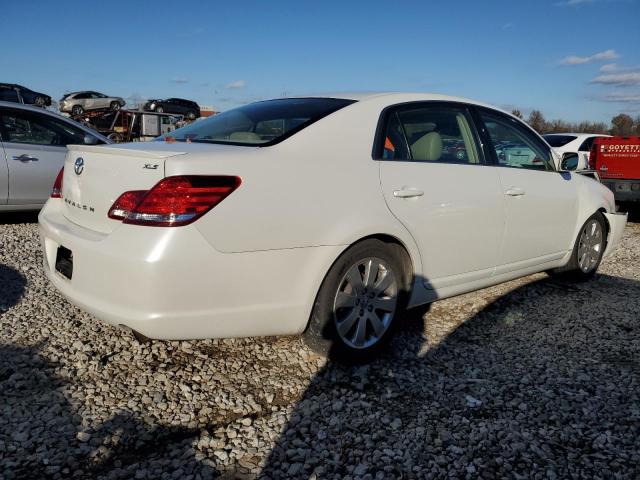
[[603, 211, 627, 258], [601, 179, 640, 202], [39, 200, 343, 340]]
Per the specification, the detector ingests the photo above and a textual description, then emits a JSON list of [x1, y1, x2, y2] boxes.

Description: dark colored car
[[144, 98, 201, 120], [0, 83, 52, 107]]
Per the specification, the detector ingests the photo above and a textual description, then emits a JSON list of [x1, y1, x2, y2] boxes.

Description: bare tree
[[511, 109, 524, 120]]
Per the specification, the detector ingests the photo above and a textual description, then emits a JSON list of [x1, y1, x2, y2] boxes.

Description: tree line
[[510, 109, 640, 137]]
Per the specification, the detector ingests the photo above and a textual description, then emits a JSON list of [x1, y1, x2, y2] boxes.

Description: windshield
[[158, 97, 355, 146], [543, 135, 577, 147]]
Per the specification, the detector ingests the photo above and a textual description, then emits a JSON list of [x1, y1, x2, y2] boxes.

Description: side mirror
[[83, 134, 99, 145], [560, 152, 579, 171]]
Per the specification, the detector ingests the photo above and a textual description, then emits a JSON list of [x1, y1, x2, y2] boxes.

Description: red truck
[[590, 136, 640, 203]]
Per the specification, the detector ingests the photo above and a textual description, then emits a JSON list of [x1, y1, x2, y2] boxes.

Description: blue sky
[[2, 0, 639, 123]]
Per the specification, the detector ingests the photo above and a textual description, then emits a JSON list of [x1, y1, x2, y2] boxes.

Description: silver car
[[59, 91, 126, 116], [0, 101, 111, 211]]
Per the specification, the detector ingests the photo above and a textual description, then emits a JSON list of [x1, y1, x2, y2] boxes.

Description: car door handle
[[11, 154, 39, 162], [393, 188, 424, 198], [504, 187, 525, 196]]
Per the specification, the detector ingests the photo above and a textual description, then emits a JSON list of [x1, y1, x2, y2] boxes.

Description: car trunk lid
[[61, 144, 186, 233]]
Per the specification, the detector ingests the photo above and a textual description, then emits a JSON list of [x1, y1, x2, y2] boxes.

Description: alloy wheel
[[333, 257, 398, 349], [577, 219, 603, 273]]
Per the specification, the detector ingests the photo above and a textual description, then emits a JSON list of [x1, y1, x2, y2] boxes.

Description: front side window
[[159, 98, 355, 146], [379, 104, 481, 164], [0, 109, 92, 146], [480, 111, 554, 171]]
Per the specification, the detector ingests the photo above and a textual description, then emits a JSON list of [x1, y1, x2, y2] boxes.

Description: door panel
[[4, 143, 65, 204], [381, 163, 505, 287], [477, 108, 578, 268], [497, 169, 577, 267]]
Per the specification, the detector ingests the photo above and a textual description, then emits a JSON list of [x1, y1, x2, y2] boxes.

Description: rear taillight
[[108, 176, 241, 227], [51, 168, 64, 198], [108, 190, 147, 220]]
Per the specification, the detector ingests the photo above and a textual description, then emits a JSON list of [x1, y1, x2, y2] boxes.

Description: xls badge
[[74, 157, 85, 175]]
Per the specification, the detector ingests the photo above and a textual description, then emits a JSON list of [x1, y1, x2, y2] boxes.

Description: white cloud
[[171, 78, 189, 84], [225, 80, 246, 89], [598, 93, 640, 104], [501, 22, 514, 30], [600, 63, 618, 72], [592, 72, 640, 86], [555, 0, 594, 6], [559, 49, 619, 65]]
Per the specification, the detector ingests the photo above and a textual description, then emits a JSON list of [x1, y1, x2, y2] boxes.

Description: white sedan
[[39, 93, 627, 361], [543, 133, 610, 171]]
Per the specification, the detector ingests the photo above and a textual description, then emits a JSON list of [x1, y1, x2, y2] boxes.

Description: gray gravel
[[1, 211, 639, 479]]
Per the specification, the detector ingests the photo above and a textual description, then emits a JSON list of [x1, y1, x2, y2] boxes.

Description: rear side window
[[578, 136, 597, 151], [377, 104, 482, 164], [543, 135, 577, 147], [160, 98, 355, 146]]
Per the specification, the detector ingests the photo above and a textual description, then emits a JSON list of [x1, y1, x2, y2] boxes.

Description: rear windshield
[[158, 97, 355, 146], [543, 135, 577, 147]]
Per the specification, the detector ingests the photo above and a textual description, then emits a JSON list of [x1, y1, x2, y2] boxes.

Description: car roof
[[0, 101, 111, 142]]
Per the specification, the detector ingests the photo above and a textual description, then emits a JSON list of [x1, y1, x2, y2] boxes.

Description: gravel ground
[[1, 212, 639, 479]]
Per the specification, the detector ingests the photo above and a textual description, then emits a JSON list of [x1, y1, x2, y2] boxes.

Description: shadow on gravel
[[0, 343, 216, 480], [0, 264, 26, 313], [1, 274, 639, 479], [261, 274, 640, 478], [0, 211, 40, 225]]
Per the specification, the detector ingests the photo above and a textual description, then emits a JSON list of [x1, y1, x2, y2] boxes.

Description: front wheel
[[71, 105, 84, 116], [549, 212, 607, 282], [110, 101, 121, 111], [155, 106, 164, 113], [304, 239, 409, 363]]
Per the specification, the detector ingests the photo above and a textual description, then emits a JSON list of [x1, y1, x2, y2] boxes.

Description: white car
[[39, 93, 627, 361], [1, 101, 110, 211], [543, 133, 610, 171]]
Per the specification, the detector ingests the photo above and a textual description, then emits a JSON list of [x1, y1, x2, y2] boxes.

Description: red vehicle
[[590, 136, 640, 202]]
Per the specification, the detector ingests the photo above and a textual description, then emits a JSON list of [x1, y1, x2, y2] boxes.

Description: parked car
[[0, 101, 110, 211], [0, 83, 52, 107], [543, 133, 610, 171], [39, 93, 627, 362], [144, 98, 200, 120], [590, 136, 640, 203], [60, 91, 126, 116]]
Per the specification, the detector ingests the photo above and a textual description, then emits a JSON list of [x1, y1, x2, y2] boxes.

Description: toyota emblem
[[74, 157, 85, 175]]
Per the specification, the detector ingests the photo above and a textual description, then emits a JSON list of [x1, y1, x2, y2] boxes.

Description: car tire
[[71, 105, 84, 116], [155, 106, 164, 113], [303, 239, 410, 363], [549, 212, 607, 282], [110, 101, 121, 111], [187, 111, 196, 120], [34, 96, 46, 107], [107, 132, 123, 143]]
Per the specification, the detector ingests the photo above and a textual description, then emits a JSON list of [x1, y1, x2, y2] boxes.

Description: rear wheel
[[155, 106, 164, 113], [187, 111, 196, 120], [34, 96, 46, 107], [71, 105, 84, 116], [549, 212, 606, 282], [304, 239, 409, 363]]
